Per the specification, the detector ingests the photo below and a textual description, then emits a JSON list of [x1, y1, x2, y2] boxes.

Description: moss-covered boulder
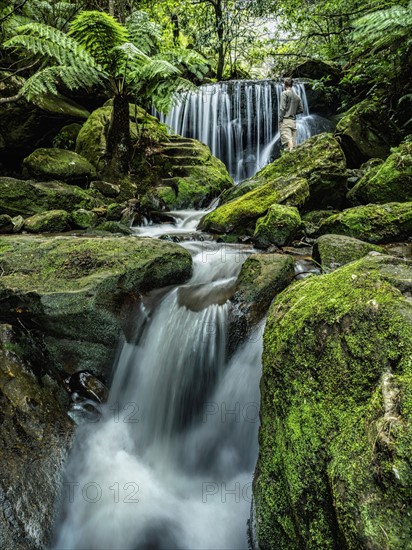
[[76, 104, 233, 208], [22, 148, 96, 186], [0, 235, 192, 374], [313, 234, 385, 270], [23, 209, 70, 233], [52, 122, 83, 150], [94, 221, 132, 235], [347, 141, 412, 204], [254, 205, 302, 248], [229, 253, 295, 353], [0, 324, 73, 550], [199, 177, 309, 234], [302, 209, 340, 237], [0, 214, 13, 234], [317, 202, 412, 244], [254, 254, 412, 549], [0, 177, 101, 217], [90, 180, 121, 198], [336, 99, 401, 167], [71, 209, 98, 229], [222, 133, 347, 210]]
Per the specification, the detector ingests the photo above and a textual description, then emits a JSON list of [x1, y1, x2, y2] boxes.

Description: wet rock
[[66, 371, 108, 403], [336, 99, 401, 167], [313, 234, 386, 270], [317, 202, 412, 244], [94, 220, 132, 235], [199, 177, 309, 234], [253, 205, 302, 248], [347, 140, 412, 204], [23, 209, 71, 233], [22, 148, 96, 186], [229, 253, 295, 353], [90, 180, 121, 197], [0, 177, 101, 217], [254, 254, 412, 549], [0, 235, 192, 375]]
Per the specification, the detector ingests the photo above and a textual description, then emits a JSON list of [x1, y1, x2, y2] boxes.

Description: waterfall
[[52, 226, 263, 550], [156, 80, 333, 183]]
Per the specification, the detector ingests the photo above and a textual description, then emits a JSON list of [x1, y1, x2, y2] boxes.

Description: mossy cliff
[[254, 254, 412, 549]]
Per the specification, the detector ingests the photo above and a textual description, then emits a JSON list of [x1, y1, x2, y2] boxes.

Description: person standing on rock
[[279, 77, 304, 152]]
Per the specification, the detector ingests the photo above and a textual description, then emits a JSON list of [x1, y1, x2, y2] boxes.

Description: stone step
[[160, 147, 203, 158]]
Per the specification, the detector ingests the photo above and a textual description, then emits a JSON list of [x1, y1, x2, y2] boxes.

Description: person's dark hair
[[284, 77, 293, 88]]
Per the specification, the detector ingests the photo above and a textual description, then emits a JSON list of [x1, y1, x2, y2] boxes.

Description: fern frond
[[148, 77, 198, 114], [134, 59, 181, 83], [155, 48, 209, 80], [125, 10, 161, 55], [69, 11, 129, 71]]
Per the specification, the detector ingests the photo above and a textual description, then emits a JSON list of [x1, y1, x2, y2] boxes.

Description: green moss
[[23, 209, 70, 233], [254, 204, 302, 247], [71, 209, 98, 229], [255, 254, 412, 549], [348, 141, 412, 204], [22, 148, 96, 184], [317, 202, 412, 243], [223, 133, 347, 209], [0, 177, 101, 217], [52, 123, 83, 150], [313, 234, 385, 270], [200, 177, 308, 234]]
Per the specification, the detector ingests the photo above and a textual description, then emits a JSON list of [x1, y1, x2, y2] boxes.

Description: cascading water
[[156, 80, 334, 182], [52, 217, 263, 550]]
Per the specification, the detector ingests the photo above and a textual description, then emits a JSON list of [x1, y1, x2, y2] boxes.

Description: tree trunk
[[214, 0, 225, 81], [108, 0, 114, 16], [107, 94, 131, 175]]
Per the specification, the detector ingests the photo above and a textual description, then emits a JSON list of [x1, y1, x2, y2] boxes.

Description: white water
[[53, 213, 263, 550], [156, 80, 333, 182]]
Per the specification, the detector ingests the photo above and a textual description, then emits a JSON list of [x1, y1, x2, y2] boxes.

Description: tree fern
[[126, 10, 161, 55]]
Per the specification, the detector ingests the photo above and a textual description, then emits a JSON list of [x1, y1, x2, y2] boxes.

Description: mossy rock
[[0, 235, 192, 374], [23, 209, 70, 233], [222, 133, 347, 210], [0, 214, 13, 234], [254, 205, 302, 248], [254, 254, 412, 549], [0, 177, 101, 217], [317, 202, 412, 244], [229, 253, 295, 352], [336, 99, 401, 167], [90, 180, 121, 197], [52, 122, 83, 150], [313, 234, 385, 270], [94, 221, 131, 235], [71, 209, 98, 229], [302, 209, 340, 237], [22, 148, 96, 186], [347, 141, 412, 204], [0, 324, 73, 550], [199, 177, 309, 235]]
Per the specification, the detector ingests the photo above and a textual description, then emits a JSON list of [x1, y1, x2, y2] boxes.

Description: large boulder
[[336, 99, 401, 167], [313, 234, 385, 270], [23, 210, 71, 233], [0, 324, 73, 550], [253, 254, 412, 549], [253, 205, 302, 248], [0, 235, 192, 374], [76, 103, 233, 208], [317, 202, 412, 244], [22, 148, 96, 186], [0, 177, 101, 217], [199, 177, 309, 234], [229, 253, 295, 353], [347, 140, 412, 204], [222, 133, 347, 210]]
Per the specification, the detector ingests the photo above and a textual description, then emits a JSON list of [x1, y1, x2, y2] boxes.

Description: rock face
[[313, 234, 385, 270], [0, 324, 73, 550], [199, 177, 309, 234], [221, 133, 347, 210], [253, 205, 302, 248], [254, 254, 412, 549], [0, 235, 192, 374], [76, 103, 233, 208], [229, 253, 295, 352], [336, 100, 401, 167], [0, 177, 101, 217], [347, 141, 412, 204], [22, 148, 96, 186], [317, 202, 412, 243]]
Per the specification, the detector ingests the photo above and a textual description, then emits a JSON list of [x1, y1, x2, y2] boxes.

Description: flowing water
[[156, 80, 334, 182], [53, 212, 263, 550]]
